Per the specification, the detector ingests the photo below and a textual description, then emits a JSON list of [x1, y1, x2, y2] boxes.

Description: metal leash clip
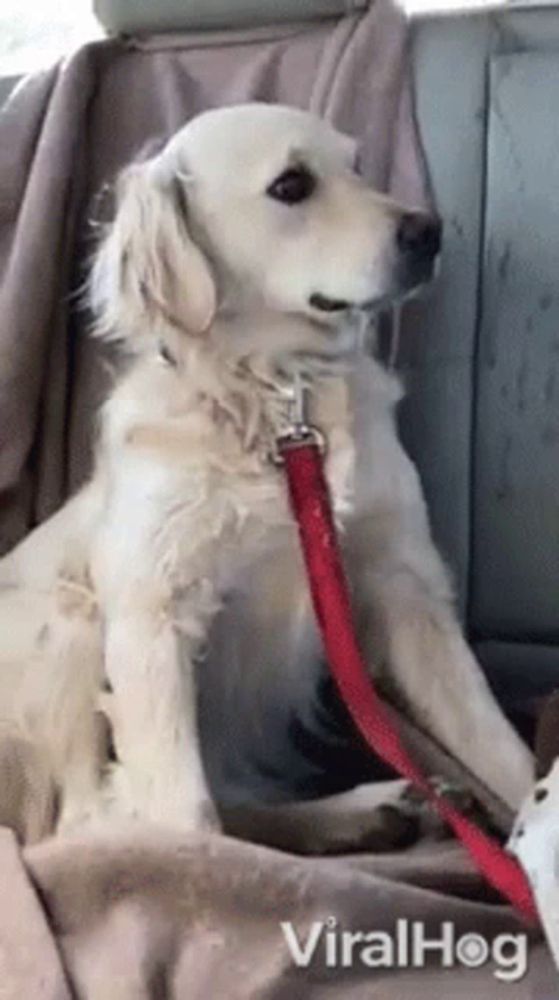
[[270, 371, 326, 466]]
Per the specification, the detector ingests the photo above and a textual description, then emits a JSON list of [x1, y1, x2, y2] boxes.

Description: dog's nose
[[396, 213, 442, 259]]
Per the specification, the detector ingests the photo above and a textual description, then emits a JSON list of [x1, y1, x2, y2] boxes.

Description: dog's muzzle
[[309, 212, 442, 316]]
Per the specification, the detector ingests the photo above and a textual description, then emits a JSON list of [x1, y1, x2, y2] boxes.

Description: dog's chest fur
[[95, 348, 362, 802], [95, 346, 405, 807], [100, 352, 355, 585]]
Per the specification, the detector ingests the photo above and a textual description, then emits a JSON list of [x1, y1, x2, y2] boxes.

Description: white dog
[[0, 104, 533, 848]]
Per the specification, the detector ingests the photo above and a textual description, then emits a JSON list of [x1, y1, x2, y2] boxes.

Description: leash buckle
[[270, 372, 326, 466]]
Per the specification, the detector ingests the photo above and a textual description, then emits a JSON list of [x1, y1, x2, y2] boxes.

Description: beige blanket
[[0, 826, 552, 998], [0, 2, 554, 995]]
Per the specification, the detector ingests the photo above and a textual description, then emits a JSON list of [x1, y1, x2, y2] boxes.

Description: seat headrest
[[94, 0, 370, 35]]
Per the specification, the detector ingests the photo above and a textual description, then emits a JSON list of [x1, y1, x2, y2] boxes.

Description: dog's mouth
[[308, 282, 425, 318], [308, 292, 351, 314], [308, 255, 440, 318]]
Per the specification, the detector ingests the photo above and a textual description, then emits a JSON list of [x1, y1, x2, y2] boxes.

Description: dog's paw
[[302, 781, 421, 855], [101, 762, 221, 833], [56, 794, 107, 836], [402, 777, 484, 840]]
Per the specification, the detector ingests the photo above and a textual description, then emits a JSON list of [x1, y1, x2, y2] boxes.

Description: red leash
[[280, 437, 537, 924]]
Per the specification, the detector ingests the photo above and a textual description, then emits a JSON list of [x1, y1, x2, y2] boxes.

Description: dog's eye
[[267, 166, 316, 205]]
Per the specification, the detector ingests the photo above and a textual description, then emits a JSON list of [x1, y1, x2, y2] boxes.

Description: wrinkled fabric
[[0, 824, 550, 999]]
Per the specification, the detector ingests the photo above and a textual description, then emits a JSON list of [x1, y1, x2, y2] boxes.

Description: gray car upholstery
[[411, 11, 559, 711], [94, 0, 370, 34]]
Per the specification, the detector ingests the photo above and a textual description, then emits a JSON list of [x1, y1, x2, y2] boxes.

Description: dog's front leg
[[379, 601, 533, 814], [349, 514, 534, 815], [98, 572, 218, 831]]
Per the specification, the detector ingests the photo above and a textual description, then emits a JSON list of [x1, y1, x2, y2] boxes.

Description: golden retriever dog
[[0, 104, 533, 848]]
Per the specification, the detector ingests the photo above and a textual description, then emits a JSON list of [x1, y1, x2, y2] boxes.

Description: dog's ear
[[90, 161, 216, 343]]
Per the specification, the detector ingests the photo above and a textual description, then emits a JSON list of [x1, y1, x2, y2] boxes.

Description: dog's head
[[91, 104, 441, 355]]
